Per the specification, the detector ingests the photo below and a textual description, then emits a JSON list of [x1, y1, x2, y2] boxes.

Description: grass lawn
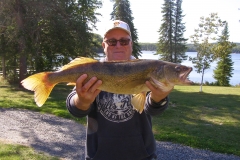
[[0, 78, 240, 157], [0, 81, 86, 124], [0, 140, 59, 160], [153, 85, 240, 156]]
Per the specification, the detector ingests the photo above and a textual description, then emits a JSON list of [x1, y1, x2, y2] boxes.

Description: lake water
[[139, 51, 240, 86]]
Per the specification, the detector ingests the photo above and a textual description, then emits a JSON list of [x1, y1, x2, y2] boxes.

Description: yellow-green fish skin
[[21, 57, 192, 107], [48, 59, 192, 94]]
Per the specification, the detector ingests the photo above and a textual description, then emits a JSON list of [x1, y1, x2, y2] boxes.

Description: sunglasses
[[104, 38, 131, 46]]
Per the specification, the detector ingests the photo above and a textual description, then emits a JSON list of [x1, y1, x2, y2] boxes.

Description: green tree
[[190, 13, 225, 92], [173, 0, 187, 63], [0, 0, 102, 84], [212, 22, 235, 86], [0, 0, 19, 82], [110, 0, 141, 58], [29, 0, 102, 71], [157, 0, 187, 63], [157, 0, 175, 62], [92, 33, 104, 53]]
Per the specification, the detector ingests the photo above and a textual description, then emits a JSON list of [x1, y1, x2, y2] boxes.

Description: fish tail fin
[[132, 92, 147, 114], [21, 72, 56, 107]]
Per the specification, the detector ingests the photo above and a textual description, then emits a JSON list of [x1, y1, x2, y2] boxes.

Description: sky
[[93, 0, 240, 43]]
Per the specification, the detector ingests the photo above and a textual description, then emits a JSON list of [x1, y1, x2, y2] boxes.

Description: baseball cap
[[104, 20, 131, 37]]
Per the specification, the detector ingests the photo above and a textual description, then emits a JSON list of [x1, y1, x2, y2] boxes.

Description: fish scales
[[96, 60, 157, 94], [49, 60, 158, 94]]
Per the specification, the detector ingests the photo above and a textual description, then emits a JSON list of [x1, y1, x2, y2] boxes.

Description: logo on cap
[[114, 21, 120, 27]]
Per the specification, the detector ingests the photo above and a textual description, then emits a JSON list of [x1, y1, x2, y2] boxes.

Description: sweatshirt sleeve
[[66, 88, 92, 118], [144, 92, 169, 116]]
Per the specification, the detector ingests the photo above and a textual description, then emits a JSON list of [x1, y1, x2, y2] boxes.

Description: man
[[66, 20, 172, 160]]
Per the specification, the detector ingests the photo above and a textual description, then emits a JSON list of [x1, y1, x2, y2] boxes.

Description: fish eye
[[175, 66, 181, 72]]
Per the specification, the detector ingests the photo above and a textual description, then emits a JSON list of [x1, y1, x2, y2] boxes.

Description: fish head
[[151, 61, 192, 85], [163, 63, 193, 84]]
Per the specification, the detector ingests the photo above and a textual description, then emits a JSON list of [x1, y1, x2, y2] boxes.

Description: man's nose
[[115, 41, 122, 47]]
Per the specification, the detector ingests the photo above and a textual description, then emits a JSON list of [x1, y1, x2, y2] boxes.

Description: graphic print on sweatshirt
[[96, 92, 135, 123]]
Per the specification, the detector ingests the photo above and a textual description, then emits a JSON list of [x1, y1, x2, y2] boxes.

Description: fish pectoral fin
[[150, 77, 174, 92], [131, 92, 146, 114]]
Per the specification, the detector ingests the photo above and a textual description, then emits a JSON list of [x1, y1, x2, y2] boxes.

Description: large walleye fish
[[21, 57, 192, 113]]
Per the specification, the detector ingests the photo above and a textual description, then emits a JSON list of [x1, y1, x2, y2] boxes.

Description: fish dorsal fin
[[106, 59, 141, 63], [60, 57, 98, 71], [67, 82, 76, 86]]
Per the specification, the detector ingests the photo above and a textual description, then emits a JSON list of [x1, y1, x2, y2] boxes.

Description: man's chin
[[112, 56, 127, 61]]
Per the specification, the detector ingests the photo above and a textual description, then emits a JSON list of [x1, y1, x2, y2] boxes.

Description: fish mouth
[[179, 67, 193, 84]]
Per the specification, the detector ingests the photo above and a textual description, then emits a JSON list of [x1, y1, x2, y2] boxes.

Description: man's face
[[102, 29, 133, 61]]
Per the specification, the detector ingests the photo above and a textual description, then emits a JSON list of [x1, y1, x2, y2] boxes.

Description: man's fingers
[[76, 74, 88, 88], [145, 80, 173, 102], [145, 81, 157, 91], [89, 80, 102, 93], [80, 77, 97, 92], [93, 89, 102, 97], [76, 74, 102, 94]]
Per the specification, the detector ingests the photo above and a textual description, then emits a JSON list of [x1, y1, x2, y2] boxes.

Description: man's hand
[[74, 74, 102, 110], [145, 81, 173, 103]]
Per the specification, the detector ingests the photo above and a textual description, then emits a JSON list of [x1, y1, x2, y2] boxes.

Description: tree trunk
[[14, 0, 27, 87], [1, 55, 6, 79], [200, 67, 205, 92], [19, 53, 27, 86]]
